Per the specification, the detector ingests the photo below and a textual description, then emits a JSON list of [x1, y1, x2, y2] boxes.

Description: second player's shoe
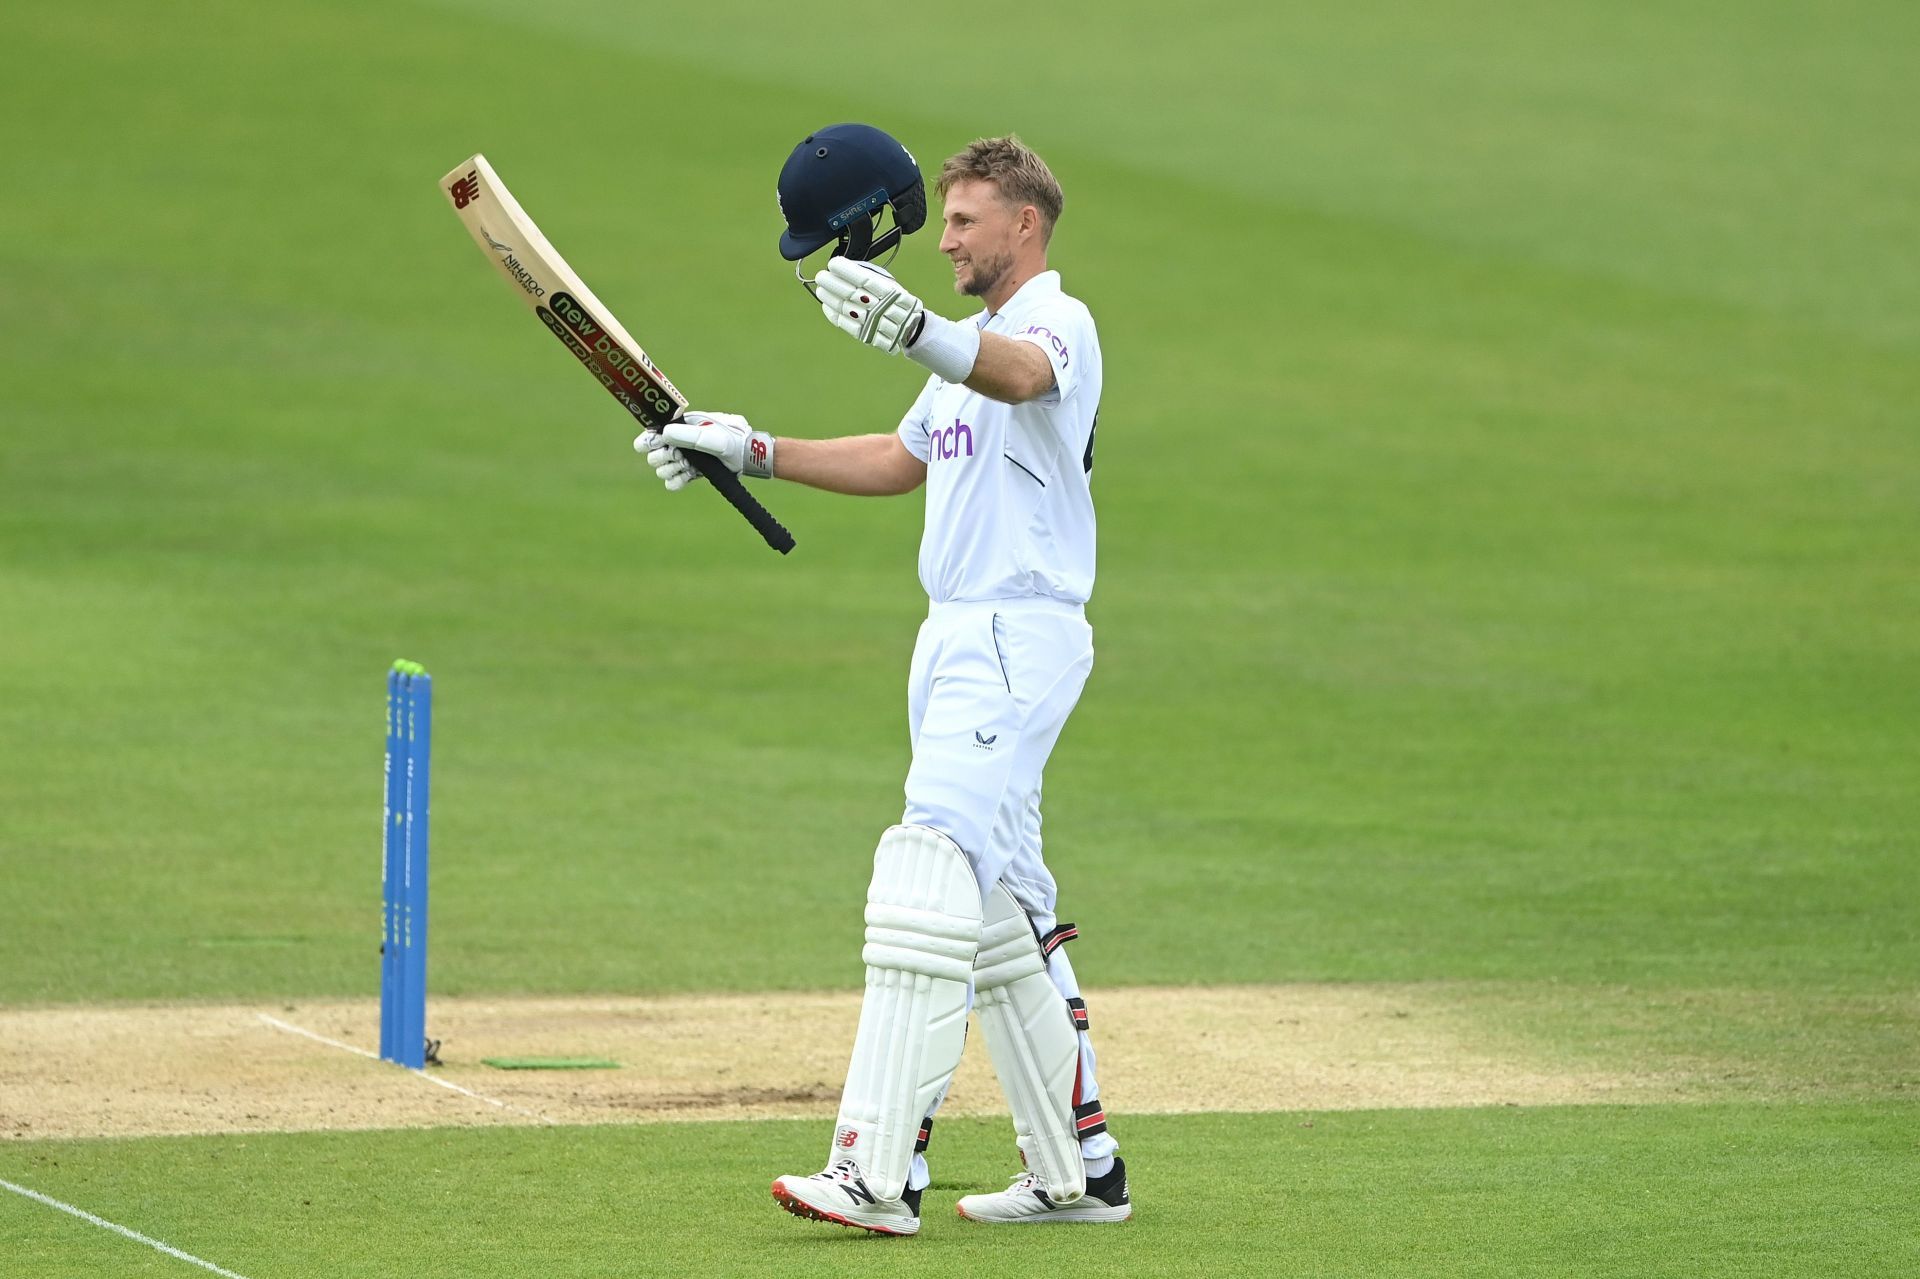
[[955, 1156, 1132, 1224], [771, 1160, 923, 1236]]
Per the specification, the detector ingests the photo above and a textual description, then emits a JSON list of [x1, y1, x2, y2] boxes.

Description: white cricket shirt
[[896, 270, 1102, 605]]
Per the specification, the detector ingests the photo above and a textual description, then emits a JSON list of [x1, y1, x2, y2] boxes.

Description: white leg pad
[[973, 882, 1086, 1203], [832, 824, 982, 1201]]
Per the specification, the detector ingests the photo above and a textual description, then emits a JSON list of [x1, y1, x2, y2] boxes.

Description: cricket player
[[637, 130, 1126, 1235]]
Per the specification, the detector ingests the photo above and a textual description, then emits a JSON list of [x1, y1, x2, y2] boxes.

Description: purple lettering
[[1023, 325, 1069, 368], [934, 418, 977, 462]]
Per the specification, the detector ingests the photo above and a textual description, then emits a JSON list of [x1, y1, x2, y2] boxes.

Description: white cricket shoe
[[771, 1160, 922, 1236], [956, 1157, 1132, 1224]]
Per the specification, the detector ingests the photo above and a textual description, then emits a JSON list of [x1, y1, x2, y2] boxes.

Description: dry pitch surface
[[0, 986, 1671, 1142]]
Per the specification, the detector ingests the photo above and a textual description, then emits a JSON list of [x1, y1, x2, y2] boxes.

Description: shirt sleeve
[[896, 374, 939, 462], [1006, 299, 1088, 404]]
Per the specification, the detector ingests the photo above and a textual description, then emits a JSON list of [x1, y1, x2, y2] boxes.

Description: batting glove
[[634, 411, 774, 491], [814, 257, 980, 384]]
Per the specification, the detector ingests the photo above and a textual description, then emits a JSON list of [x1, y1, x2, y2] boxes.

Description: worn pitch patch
[[481, 1057, 622, 1070], [0, 986, 1663, 1141]]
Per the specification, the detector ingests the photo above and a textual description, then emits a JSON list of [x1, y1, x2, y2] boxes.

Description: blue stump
[[381, 661, 432, 1069]]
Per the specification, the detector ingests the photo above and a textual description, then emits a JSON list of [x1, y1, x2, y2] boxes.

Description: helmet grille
[[892, 176, 927, 236]]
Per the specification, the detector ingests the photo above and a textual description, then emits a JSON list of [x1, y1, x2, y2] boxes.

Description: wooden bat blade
[[440, 154, 793, 553]]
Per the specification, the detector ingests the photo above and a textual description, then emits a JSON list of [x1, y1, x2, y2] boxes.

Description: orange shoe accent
[[771, 1181, 913, 1236]]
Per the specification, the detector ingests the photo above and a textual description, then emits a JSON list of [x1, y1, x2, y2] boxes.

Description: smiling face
[[937, 179, 1035, 306]]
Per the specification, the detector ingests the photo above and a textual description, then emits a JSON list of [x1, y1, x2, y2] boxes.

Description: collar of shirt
[[975, 269, 1063, 327]]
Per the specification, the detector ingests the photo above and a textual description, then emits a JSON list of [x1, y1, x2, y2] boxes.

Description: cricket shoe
[[771, 1160, 922, 1236], [956, 1156, 1132, 1224]]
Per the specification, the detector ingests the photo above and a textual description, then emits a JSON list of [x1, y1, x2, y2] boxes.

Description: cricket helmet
[[776, 123, 926, 262]]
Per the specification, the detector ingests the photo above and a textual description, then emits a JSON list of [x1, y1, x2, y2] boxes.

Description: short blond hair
[[937, 135, 1064, 242]]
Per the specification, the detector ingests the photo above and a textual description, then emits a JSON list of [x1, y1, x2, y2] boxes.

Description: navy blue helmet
[[776, 123, 926, 262]]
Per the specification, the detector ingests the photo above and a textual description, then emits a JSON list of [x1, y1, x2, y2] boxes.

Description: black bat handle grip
[[681, 448, 796, 554]]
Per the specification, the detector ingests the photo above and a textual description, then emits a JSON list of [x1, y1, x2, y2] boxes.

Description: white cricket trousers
[[900, 595, 1118, 1166]]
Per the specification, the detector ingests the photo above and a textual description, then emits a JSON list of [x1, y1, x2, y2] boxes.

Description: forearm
[[955, 330, 1055, 404], [774, 432, 926, 496], [815, 259, 1055, 403]]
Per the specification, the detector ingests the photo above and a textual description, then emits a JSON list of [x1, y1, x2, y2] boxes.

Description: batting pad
[[833, 824, 982, 1201], [973, 883, 1086, 1203]]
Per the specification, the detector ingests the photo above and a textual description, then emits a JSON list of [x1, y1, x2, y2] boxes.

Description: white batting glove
[[814, 257, 981, 383], [816, 257, 923, 354], [634, 411, 775, 490], [636, 429, 699, 490]]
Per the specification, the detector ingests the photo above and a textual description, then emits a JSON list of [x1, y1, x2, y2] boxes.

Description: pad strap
[[1039, 922, 1079, 957], [1073, 1098, 1108, 1139]]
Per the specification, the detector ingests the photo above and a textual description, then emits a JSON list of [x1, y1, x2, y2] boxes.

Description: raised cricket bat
[[440, 153, 794, 554]]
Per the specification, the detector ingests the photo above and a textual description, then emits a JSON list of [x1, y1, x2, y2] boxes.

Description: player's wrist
[[904, 311, 980, 384], [744, 430, 776, 479]]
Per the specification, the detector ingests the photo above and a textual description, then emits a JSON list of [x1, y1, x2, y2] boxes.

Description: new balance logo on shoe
[[772, 1161, 923, 1236], [955, 1157, 1133, 1225]]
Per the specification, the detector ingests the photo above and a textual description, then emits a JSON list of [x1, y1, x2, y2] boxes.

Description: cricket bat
[[440, 153, 794, 554]]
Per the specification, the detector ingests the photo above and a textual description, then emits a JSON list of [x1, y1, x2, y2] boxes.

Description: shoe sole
[[771, 1181, 918, 1236], [956, 1202, 1132, 1224]]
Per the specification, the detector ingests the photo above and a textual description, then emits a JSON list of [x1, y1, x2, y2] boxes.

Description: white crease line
[[255, 1013, 381, 1059], [0, 1177, 253, 1278], [256, 1014, 556, 1125]]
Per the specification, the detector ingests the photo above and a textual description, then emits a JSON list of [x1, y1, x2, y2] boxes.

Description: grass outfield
[[3, 0, 1914, 1005], [5, 1106, 1917, 1279], [2, 0, 1917, 1275]]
